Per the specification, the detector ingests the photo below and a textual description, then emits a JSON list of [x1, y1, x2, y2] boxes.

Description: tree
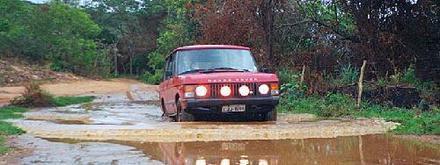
[[1, 1, 109, 76], [142, 0, 197, 84], [338, 0, 439, 81], [85, 0, 165, 75], [0, 0, 34, 58]]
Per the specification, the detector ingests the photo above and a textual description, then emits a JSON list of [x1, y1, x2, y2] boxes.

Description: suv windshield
[[176, 49, 258, 75]]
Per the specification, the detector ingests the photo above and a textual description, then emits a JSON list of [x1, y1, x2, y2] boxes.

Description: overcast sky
[[28, 0, 48, 4]]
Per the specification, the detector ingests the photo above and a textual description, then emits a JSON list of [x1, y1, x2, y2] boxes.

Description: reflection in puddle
[[116, 135, 439, 165]]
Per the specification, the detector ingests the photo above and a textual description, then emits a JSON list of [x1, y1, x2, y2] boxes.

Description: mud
[[11, 100, 398, 142], [4, 80, 439, 164], [5, 135, 163, 165]]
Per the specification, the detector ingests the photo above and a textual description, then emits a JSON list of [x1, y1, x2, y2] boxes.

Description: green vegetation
[[1, 0, 109, 77], [335, 64, 359, 86], [0, 106, 26, 120], [143, 0, 196, 84], [277, 69, 439, 135], [277, 93, 439, 135], [50, 96, 95, 107], [358, 105, 440, 135], [1, 0, 438, 84], [0, 106, 27, 154]]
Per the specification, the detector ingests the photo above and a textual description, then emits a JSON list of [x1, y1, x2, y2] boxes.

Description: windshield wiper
[[201, 67, 250, 73], [180, 68, 250, 75], [179, 69, 210, 75]]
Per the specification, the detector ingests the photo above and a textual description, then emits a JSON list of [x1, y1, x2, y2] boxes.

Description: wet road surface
[[118, 135, 440, 165], [5, 86, 439, 164], [12, 101, 398, 142], [11, 134, 440, 165]]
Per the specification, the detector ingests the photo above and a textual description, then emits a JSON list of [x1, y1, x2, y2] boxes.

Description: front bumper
[[181, 96, 279, 114]]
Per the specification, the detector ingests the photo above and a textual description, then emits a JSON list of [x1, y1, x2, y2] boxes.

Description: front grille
[[210, 83, 258, 98]]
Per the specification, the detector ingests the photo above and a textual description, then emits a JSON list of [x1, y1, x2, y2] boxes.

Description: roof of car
[[174, 45, 251, 52]]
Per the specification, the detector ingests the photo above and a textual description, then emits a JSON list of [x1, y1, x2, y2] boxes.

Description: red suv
[[159, 45, 279, 122]]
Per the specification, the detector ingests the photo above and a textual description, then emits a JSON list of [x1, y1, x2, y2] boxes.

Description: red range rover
[[159, 45, 280, 122]]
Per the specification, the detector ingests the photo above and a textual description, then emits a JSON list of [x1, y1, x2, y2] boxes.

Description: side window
[[164, 53, 175, 80]]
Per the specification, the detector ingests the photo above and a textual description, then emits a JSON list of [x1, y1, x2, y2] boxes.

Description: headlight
[[195, 85, 208, 97], [220, 86, 232, 96], [258, 84, 270, 95], [239, 85, 250, 96]]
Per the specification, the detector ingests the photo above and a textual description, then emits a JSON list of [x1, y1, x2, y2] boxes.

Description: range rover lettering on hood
[[207, 78, 258, 83]]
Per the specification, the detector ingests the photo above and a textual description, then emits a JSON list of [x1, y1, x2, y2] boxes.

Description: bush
[[278, 69, 307, 98], [336, 64, 359, 86], [401, 66, 418, 85], [140, 70, 163, 85], [10, 82, 53, 107], [278, 69, 300, 85]]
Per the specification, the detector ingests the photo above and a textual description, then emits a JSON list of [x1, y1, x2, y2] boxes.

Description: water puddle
[[111, 135, 439, 165]]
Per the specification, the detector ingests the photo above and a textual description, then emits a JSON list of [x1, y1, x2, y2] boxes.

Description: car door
[[162, 53, 177, 114]]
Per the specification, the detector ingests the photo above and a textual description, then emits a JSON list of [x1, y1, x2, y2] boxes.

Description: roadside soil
[[0, 59, 83, 87], [0, 78, 158, 106]]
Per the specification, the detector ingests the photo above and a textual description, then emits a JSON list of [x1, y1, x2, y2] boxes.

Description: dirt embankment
[[0, 79, 158, 106], [0, 59, 83, 87]]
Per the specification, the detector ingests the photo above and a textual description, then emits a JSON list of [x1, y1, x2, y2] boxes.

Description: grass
[[50, 96, 95, 107], [356, 105, 440, 135], [277, 93, 440, 135], [0, 106, 28, 154]]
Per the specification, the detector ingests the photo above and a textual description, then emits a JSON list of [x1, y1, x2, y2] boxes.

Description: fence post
[[357, 60, 367, 108], [300, 65, 306, 86]]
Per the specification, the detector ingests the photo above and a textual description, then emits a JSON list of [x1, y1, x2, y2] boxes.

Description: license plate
[[221, 142, 246, 151], [222, 105, 246, 113]]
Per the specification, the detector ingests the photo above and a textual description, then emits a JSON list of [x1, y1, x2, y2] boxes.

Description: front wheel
[[175, 99, 194, 122], [265, 110, 277, 121]]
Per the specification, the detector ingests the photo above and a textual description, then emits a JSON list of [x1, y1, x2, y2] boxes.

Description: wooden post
[[300, 65, 306, 86], [357, 60, 367, 108], [113, 44, 118, 76]]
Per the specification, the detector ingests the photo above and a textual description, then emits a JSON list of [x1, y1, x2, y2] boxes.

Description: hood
[[177, 72, 279, 84]]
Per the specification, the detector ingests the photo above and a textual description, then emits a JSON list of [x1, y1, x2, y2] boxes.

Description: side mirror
[[165, 70, 173, 78]]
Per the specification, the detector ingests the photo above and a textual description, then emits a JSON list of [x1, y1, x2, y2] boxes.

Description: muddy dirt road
[[2, 80, 439, 164]]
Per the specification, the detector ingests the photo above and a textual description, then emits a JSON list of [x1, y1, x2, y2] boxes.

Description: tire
[[160, 99, 166, 117], [265, 109, 277, 121], [175, 99, 194, 122]]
